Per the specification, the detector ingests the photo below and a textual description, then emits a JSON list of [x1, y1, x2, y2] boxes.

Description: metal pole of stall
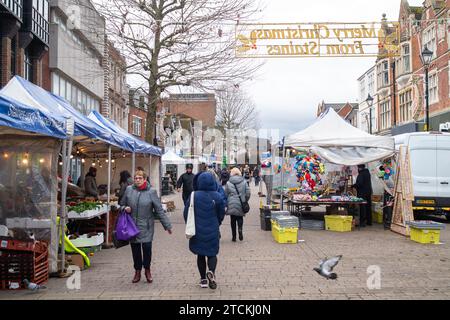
[[60, 138, 73, 273], [106, 145, 111, 246], [132, 152, 136, 174], [280, 137, 285, 211]]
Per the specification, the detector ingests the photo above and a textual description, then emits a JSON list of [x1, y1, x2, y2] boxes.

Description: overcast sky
[[245, 0, 424, 139]]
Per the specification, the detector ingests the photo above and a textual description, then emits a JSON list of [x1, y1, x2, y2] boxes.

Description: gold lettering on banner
[[236, 22, 399, 58]]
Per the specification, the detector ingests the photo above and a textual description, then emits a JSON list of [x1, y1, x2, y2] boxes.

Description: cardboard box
[[66, 254, 85, 270]]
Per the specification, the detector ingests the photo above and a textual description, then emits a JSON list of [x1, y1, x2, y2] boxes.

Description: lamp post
[[421, 46, 433, 132], [366, 94, 374, 134]]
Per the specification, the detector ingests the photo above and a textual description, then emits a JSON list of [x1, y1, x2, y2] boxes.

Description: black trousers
[[182, 191, 192, 205], [230, 215, 244, 239], [197, 255, 217, 279], [131, 242, 152, 271], [360, 196, 372, 226]]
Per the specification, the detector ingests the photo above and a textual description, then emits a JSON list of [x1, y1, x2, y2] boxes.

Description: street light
[[421, 46, 433, 132], [366, 94, 374, 134]]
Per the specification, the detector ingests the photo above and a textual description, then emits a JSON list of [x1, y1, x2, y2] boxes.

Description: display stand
[[391, 146, 414, 236]]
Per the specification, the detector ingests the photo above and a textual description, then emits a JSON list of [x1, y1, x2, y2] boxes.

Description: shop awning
[[88, 111, 162, 156], [0, 76, 133, 151], [0, 93, 66, 139], [285, 108, 395, 165]]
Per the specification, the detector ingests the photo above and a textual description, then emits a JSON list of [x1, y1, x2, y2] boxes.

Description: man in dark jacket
[[352, 164, 373, 227], [84, 167, 98, 198], [177, 163, 194, 204], [220, 168, 230, 186]]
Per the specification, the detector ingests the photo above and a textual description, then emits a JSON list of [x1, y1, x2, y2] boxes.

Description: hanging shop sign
[[235, 22, 400, 58]]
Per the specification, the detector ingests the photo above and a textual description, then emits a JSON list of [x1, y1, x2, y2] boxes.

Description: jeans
[[230, 215, 244, 239], [197, 255, 217, 279], [131, 242, 152, 270]]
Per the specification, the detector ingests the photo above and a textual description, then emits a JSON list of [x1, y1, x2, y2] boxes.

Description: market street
[[1, 183, 450, 300]]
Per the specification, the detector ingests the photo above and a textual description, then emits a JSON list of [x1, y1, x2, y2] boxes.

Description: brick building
[[412, 0, 450, 132], [44, 0, 105, 115], [316, 101, 359, 127], [359, 0, 450, 136], [128, 87, 148, 140], [108, 42, 128, 130], [167, 93, 217, 127], [1, 0, 49, 88]]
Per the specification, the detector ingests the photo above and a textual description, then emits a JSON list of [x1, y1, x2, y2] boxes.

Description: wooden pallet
[[391, 146, 414, 236]]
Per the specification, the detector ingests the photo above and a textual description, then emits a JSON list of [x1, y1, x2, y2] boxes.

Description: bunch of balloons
[[378, 159, 395, 180], [294, 153, 325, 192]]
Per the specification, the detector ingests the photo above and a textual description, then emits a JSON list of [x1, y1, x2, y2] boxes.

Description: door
[[409, 135, 437, 198], [437, 135, 450, 198]]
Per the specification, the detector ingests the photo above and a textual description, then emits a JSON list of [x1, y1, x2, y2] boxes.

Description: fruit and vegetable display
[[68, 201, 103, 213]]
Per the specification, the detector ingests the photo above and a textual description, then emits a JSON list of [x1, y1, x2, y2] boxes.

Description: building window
[[399, 89, 412, 123], [360, 79, 366, 102], [132, 116, 142, 136], [422, 24, 436, 59], [368, 73, 374, 95], [380, 100, 391, 130], [66, 82, 71, 102], [377, 60, 389, 88], [400, 44, 410, 74], [428, 72, 439, 104], [60, 78, 66, 99], [23, 50, 33, 81], [51, 73, 59, 95]]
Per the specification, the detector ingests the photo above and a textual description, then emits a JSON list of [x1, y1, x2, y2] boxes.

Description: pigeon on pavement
[[313, 255, 342, 280], [23, 279, 47, 292]]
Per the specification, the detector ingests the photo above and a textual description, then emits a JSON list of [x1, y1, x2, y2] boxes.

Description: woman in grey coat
[[225, 167, 251, 242], [120, 170, 172, 283]]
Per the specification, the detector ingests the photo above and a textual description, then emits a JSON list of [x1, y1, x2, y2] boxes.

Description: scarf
[[137, 180, 148, 191]]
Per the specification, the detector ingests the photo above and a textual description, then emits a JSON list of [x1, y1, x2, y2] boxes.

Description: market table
[[286, 199, 367, 230]]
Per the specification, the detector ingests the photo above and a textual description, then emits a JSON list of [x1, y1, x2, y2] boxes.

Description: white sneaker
[[200, 279, 208, 288]]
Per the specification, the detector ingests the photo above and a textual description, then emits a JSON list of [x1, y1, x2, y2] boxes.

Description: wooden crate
[[0, 239, 49, 290]]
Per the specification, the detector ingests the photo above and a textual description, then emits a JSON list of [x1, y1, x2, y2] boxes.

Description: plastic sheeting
[[285, 108, 395, 165], [0, 136, 60, 272]]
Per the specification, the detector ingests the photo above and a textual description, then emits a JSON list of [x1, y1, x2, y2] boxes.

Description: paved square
[[1, 184, 449, 300]]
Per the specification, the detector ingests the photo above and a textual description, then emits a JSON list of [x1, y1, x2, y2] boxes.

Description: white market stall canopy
[[285, 108, 395, 165], [162, 149, 186, 164]]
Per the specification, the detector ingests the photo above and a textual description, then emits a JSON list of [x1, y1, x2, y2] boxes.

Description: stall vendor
[[352, 164, 373, 227], [84, 167, 99, 198]]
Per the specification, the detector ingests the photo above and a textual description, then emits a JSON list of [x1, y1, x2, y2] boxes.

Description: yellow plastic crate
[[372, 211, 383, 224], [324, 215, 353, 232], [271, 223, 298, 244], [410, 227, 441, 244]]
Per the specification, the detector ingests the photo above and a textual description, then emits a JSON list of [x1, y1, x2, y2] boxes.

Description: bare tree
[[94, 0, 263, 143], [216, 86, 260, 131]]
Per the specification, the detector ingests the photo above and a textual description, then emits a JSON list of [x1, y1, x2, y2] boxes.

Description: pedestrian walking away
[[177, 163, 195, 204], [225, 168, 251, 242], [120, 170, 172, 283], [183, 172, 225, 289], [352, 164, 373, 227], [253, 166, 260, 187]]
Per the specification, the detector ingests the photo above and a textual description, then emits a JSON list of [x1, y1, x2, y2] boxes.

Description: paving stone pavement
[[1, 182, 450, 300]]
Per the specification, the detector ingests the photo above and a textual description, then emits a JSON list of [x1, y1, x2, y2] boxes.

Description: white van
[[394, 132, 450, 219]]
